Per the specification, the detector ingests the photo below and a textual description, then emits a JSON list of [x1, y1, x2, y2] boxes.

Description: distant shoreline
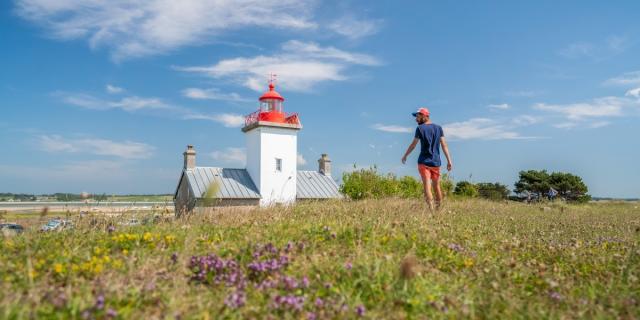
[[0, 201, 174, 213]]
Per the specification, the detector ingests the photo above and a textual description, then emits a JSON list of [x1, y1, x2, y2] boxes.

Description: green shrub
[[342, 167, 449, 200], [453, 181, 479, 198], [476, 182, 510, 201]]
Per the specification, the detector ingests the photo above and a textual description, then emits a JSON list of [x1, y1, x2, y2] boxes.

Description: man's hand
[[447, 162, 452, 171], [401, 156, 407, 164]]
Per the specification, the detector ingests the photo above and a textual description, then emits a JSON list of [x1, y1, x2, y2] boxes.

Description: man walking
[[402, 108, 452, 210]]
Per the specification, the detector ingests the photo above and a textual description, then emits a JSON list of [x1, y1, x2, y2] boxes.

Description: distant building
[[174, 81, 341, 215]]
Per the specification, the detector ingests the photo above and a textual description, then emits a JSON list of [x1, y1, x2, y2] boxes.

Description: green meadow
[[1, 199, 639, 319]]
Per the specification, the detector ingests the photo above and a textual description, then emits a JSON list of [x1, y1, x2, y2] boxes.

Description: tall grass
[[0, 199, 638, 319]]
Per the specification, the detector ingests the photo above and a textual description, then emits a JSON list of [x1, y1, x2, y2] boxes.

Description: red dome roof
[[259, 83, 284, 101]]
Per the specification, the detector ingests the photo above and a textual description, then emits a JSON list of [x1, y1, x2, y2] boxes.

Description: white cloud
[[533, 96, 630, 121], [371, 124, 412, 133], [106, 84, 124, 94], [607, 35, 630, 54], [60, 91, 246, 127], [553, 121, 611, 130], [38, 135, 155, 159], [488, 103, 510, 110], [443, 118, 529, 140], [604, 71, 640, 87], [210, 147, 246, 166], [373, 118, 532, 140], [175, 40, 380, 92], [297, 153, 307, 166], [559, 36, 629, 60], [182, 88, 251, 102], [511, 115, 540, 126], [505, 90, 540, 98], [63, 93, 170, 111], [558, 42, 594, 58], [15, 0, 317, 60], [184, 113, 245, 127], [626, 87, 640, 98], [328, 15, 381, 39], [588, 121, 611, 128]]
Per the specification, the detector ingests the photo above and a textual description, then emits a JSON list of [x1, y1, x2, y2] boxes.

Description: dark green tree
[[549, 172, 590, 203], [514, 170, 590, 203], [514, 170, 551, 198]]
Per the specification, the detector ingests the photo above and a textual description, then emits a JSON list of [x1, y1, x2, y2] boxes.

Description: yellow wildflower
[[53, 263, 64, 274], [464, 258, 475, 268]]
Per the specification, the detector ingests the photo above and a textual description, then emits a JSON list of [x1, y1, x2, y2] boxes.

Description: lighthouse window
[[275, 158, 282, 172]]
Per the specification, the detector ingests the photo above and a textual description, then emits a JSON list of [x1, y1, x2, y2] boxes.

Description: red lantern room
[[243, 76, 301, 128], [258, 82, 286, 122]]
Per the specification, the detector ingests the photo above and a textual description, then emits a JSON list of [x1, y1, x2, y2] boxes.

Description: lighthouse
[[173, 78, 341, 214], [242, 79, 302, 206]]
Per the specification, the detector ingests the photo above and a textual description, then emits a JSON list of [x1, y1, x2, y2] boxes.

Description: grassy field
[[1, 199, 639, 319]]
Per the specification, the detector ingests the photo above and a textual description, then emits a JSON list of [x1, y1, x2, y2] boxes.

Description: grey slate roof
[[184, 167, 260, 199], [296, 171, 342, 199], [178, 167, 342, 200]]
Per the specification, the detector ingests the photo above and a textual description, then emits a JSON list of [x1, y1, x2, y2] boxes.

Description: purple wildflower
[[549, 291, 563, 302], [224, 290, 246, 309], [307, 312, 317, 320], [188, 254, 245, 287], [355, 305, 366, 317], [284, 241, 294, 253], [273, 295, 305, 311], [345, 262, 353, 270], [106, 308, 118, 318], [107, 225, 116, 233], [95, 295, 105, 310], [447, 243, 464, 252], [282, 276, 298, 290], [301, 276, 310, 288], [171, 252, 178, 264], [315, 298, 324, 307]]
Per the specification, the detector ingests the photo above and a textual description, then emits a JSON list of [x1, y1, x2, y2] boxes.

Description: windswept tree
[[514, 170, 590, 202], [549, 172, 590, 202], [514, 170, 551, 198]]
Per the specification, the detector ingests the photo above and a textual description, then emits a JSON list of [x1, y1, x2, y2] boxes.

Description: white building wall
[[245, 126, 298, 206]]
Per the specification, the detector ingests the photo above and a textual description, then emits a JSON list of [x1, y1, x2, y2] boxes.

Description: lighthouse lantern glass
[[261, 99, 283, 112]]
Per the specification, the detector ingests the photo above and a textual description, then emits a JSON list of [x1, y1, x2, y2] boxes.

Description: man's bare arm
[[440, 136, 453, 171], [401, 138, 419, 164]]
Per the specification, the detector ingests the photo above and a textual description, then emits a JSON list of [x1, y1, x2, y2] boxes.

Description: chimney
[[318, 153, 331, 176], [183, 145, 196, 169]]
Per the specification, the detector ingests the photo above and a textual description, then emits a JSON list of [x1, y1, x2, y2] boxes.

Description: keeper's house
[[174, 82, 341, 215]]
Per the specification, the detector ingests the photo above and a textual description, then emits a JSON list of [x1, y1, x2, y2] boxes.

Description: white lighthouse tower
[[242, 78, 302, 206]]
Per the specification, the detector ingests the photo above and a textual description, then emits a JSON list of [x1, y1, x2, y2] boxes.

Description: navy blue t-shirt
[[414, 123, 444, 167]]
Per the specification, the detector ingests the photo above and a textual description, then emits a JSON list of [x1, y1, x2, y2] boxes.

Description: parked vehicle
[[40, 219, 73, 232], [0, 223, 24, 236]]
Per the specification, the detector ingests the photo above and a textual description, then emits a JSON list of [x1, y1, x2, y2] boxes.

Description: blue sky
[[1, 1, 639, 198]]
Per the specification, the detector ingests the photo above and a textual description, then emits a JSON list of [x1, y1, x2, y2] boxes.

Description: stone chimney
[[183, 145, 196, 169], [318, 153, 331, 176]]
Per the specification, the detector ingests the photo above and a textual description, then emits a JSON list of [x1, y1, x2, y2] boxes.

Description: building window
[[275, 158, 282, 172]]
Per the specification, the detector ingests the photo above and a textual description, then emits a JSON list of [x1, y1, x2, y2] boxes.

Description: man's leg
[[431, 167, 443, 209], [418, 164, 435, 210], [433, 178, 443, 209]]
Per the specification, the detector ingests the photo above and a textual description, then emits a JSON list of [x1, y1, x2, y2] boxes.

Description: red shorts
[[418, 164, 440, 181]]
